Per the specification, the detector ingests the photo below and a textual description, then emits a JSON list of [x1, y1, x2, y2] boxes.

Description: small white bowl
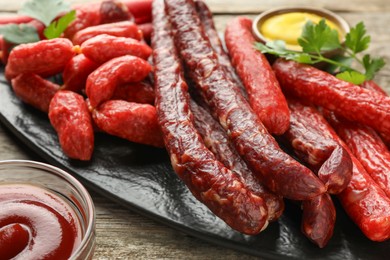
[[252, 7, 350, 57]]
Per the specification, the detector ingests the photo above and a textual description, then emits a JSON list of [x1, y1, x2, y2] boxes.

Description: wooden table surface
[[0, 0, 389, 259]]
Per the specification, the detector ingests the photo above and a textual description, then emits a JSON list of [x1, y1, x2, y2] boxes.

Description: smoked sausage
[[165, 0, 325, 200], [152, 0, 269, 234]]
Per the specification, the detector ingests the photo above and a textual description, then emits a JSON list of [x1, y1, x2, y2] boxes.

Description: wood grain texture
[[0, 0, 389, 259]]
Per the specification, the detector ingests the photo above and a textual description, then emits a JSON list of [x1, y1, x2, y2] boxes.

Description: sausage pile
[[2, 0, 390, 249], [3, 0, 164, 161]]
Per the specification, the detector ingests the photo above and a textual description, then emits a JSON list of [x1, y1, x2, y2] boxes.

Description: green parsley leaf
[[255, 19, 385, 84], [362, 54, 386, 80], [336, 70, 366, 85], [44, 10, 76, 39], [345, 22, 371, 54], [0, 24, 40, 44], [18, 0, 71, 26], [326, 55, 354, 74], [298, 19, 341, 53], [254, 41, 313, 63]]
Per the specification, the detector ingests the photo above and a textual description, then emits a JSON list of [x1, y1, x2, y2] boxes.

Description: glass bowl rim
[[0, 159, 96, 259]]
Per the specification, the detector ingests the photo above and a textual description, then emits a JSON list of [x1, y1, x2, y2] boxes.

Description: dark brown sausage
[[164, 0, 325, 200], [301, 193, 336, 248], [152, 0, 268, 234], [194, 0, 245, 96], [325, 111, 390, 199], [190, 99, 284, 221], [283, 99, 353, 194]]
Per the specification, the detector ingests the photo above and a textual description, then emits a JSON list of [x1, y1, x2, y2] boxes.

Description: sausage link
[[92, 100, 164, 147], [86, 55, 152, 108], [165, 0, 325, 200], [339, 154, 390, 241], [325, 112, 390, 198], [317, 109, 390, 241], [124, 0, 153, 24], [62, 54, 100, 93], [153, 0, 269, 234], [64, 5, 101, 40], [301, 193, 336, 248], [190, 99, 284, 221], [49, 91, 94, 161], [5, 38, 75, 80], [360, 80, 388, 96], [112, 81, 155, 104], [273, 59, 390, 138], [81, 34, 152, 64], [72, 21, 143, 46], [283, 99, 353, 194], [360, 80, 390, 148], [225, 16, 290, 135], [194, 0, 245, 96], [65, 1, 134, 40], [138, 23, 153, 44], [99, 0, 133, 24], [11, 73, 60, 113]]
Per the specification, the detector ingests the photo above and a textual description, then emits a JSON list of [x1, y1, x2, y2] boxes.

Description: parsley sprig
[[0, 0, 75, 44], [255, 20, 386, 85]]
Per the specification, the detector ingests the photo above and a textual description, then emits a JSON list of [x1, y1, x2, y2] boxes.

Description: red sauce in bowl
[[0, 184, 82, 260]]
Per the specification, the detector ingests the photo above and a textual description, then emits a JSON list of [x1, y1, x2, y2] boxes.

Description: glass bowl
[[0, 160, 96, 259]]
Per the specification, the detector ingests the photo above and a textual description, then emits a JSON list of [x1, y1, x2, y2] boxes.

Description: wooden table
[[0, 0, 389, 259]]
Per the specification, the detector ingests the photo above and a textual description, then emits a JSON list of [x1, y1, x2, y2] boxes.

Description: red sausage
[[81, 34, 152, 64], [165, 0, 325, 200], [72, 21, 143, 45], [138, 23, 153, 43], [283, 99, 353, 194], [152, 0, 269, 234], [273, 59, 390, 138], [99, 0, 133, 24], [92, 100, 163, 147], [62, 54, 100, 93], [190, 99, 284, 221], [317, 110, 390, 241], [301, 193, 336, 248], [360, 80, 388, 96], [0, 15, 33, 25], [65, 0, 134, 40], [225, 16, 290, 135], [64, 4, 101, 40], [112, 81, 155, 104], [360, 80, 390, 148], [11, 73, 60, 113], [124, 0, 153, 24], [326, 112, 390, 198], [338, 154, 390, 241], [49, 91, 94, 161], [5, 38, 75, 80], [86, 55, 152, 108]]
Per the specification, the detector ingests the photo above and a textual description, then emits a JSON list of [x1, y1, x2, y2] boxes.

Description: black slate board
[[1, 73, 389, 260]]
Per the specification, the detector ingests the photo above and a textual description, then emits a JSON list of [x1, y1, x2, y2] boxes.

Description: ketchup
[[0, 184, 82, 260]]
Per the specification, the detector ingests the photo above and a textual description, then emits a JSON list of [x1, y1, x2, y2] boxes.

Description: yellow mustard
[[259, 12, 344, 51]]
